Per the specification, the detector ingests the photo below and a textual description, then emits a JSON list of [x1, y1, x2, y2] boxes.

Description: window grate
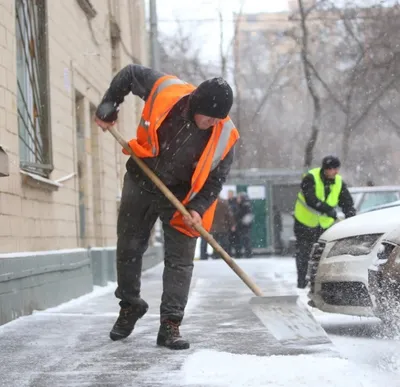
[[16, 0, 52, 177]]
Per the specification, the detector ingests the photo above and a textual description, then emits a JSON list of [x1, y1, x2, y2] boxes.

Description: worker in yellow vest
[[293, 156, 356, 289]]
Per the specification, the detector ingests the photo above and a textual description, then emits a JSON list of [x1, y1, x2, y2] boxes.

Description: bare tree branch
[[378, 103, 400, 138], [225, 1, 246, 66], [298, 0, 322, 168], [342, 75, 397, 162], [250, 57, 294, 125], [340, 9, 365, 53], [306, 57, 347, 113]]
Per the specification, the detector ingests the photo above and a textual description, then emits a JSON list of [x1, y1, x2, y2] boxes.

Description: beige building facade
[[0, 0, 148, 253]]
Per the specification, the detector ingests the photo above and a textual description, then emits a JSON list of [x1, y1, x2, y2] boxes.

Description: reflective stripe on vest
[[294, 168, 342, 229], [138, 77, 188, 156], [211, 120, 236, 170], [148, 78, 187, 116], [187, 119, 236, 202]]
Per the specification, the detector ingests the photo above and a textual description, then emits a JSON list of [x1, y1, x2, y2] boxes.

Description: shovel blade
[[250, 295, 331, 346]]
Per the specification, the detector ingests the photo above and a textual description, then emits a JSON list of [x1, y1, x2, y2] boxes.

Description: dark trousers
[[200, 238, 208, 260], [234, 227, 252, 258], [212, 232, 230, 258], [228, 230, 237, 255], [274, 231, 284, 255], [116, 172, 197, 323], [293, 220, 324, 288]]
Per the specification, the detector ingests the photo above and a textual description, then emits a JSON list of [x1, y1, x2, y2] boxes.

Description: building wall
[[0, 0, 148, 253], [236, 12, 296, 78]]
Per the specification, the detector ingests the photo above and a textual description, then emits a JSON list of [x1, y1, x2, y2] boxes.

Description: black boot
[[156, 320, 190, 350], [109, 299, 148, 341], [297, 280, 308, 289]]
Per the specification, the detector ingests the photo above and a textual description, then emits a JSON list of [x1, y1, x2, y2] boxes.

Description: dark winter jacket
[[300, 169, 356, 219], [96, 64, 235, 217], [211, 199, 234, 234], [228, 198, 238, 226], [235, 196, 254, 230]]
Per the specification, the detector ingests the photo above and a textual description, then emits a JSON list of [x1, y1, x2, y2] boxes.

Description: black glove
[[326, 208, 337, 220], [345, 209, 357, 218], [96, 101, 119, 122]]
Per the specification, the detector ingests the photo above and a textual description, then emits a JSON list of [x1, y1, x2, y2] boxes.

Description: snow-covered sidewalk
[[0, 258, 399, 386]]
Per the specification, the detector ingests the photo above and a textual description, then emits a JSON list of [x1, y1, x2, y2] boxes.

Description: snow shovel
[[105, 124, 330, 346]]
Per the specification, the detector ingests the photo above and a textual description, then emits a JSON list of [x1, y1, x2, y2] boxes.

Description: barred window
[[16, 0, 52, 177]]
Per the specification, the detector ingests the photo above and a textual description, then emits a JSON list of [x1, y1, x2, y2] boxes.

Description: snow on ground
[[295, 275, 400, 380], [0, 282, 117, 334], [1, 257, 400, 386], [180, 349, 399, 387]]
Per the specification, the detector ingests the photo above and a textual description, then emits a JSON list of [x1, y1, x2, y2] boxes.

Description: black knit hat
[[322, 155, 341, 169], [189, 77, 233, 119]]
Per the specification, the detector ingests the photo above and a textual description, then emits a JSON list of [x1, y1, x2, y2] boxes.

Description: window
[[359, 192, 400, 212], [246, 14, 258, 23], [16, 0, 52, 177]]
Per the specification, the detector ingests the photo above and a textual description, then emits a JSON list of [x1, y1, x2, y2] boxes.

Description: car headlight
[[327, 233, 383, 258]]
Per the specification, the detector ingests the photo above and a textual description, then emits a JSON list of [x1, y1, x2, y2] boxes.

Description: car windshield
[[359, 192, 400, 212], [351, 192, 363, 207]]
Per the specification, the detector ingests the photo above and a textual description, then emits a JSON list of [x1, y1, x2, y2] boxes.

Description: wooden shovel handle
[[108, 126, 264, 297]]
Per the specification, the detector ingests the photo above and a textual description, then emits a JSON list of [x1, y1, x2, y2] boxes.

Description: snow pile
[[385, 353, 400, 375], [30, 282, 116, 314], [181, 349, 397, 387]]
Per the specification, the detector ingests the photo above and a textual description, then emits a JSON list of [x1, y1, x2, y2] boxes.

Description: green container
[[237, 184, 269, 250], [225, 168, 303, 255]]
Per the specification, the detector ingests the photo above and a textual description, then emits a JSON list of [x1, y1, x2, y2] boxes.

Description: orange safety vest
[[122, 75, 240, 237]]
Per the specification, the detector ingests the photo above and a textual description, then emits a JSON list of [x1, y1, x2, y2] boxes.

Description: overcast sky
[[150, 0, 396, 66], [156, 0, 289, 21], [152, 0, 289, 64]]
